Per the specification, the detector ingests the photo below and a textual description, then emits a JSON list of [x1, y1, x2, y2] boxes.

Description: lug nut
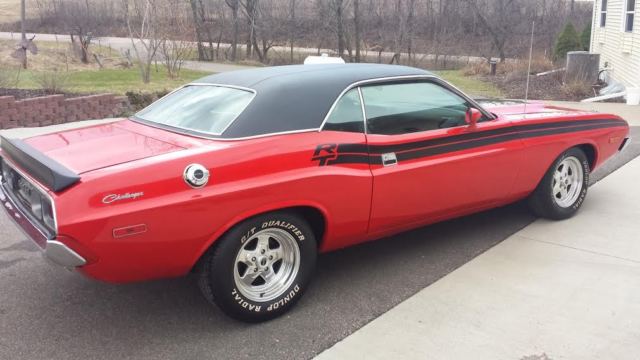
[[252, 257, 256, 261], [269, 255, 273, 260], [254, 267, 258, 272], [261, 249, 266, 254]]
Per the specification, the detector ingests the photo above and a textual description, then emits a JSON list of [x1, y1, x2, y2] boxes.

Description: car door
[[362, 79, 525, 235]]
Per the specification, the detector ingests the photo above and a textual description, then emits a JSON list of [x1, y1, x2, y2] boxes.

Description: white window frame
[[600, 0, 608, 27], [623, 0, 635, 32]]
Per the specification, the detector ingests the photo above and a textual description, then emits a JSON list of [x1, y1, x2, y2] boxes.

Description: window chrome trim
[[132, 75, 494, 141], [132, 83, 258, 137], [0, 157, 58, 238], [357, 87, 368, 134], [318, 74, 495, 132]]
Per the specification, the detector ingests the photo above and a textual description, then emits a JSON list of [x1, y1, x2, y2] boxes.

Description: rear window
[[135, 85, 255, 136]]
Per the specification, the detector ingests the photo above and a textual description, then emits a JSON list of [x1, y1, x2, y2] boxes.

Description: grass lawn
[[14, 66, 212, 95], [435, 70, 503, 98]]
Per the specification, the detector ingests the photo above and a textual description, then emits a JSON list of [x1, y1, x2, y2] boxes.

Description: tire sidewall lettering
[[261, 220, 305, 242], [231, 284, 301, 313], [571, 158, 590, 210]]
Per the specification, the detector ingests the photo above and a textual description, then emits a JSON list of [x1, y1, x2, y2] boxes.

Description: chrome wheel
[[552, 156, 584, 208], [233, 228, 300, 302]]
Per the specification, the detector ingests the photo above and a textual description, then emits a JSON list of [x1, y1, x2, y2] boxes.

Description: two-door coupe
[[0, 64, 630, 322]]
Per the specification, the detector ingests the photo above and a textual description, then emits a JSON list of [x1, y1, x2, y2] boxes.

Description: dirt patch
[[482, 73, 598, 101]]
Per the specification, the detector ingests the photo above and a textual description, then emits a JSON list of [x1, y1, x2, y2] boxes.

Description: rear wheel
[[198, 211, 317, 322], [528, 147, 590, 220]]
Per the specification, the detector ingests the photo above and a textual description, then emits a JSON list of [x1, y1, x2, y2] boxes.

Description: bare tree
[[189, 0, 208, 61], [29, 0, 593, 68], [289, 0, 296, 63], [160, 3, 194, 78], [225, 0, 240, 61], [123, 0, 165, 83], [470, 0, 520, 62], [353, 0, 361, 62], [329, 0, 351, 59], [242, 0, 258, 59]]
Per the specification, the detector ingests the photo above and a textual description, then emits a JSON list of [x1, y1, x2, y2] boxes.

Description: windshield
[[135, 85, 255, 135]]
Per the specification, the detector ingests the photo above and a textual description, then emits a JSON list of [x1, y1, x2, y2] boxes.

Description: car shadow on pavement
[[0, 201, 536, 360]]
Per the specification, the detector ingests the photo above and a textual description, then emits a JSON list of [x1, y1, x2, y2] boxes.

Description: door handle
[[381, 152, 398, 167]]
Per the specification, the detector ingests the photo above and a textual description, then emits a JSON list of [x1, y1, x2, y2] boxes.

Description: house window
[[600, 0, 608, 27], [624, 0, 635, 32]]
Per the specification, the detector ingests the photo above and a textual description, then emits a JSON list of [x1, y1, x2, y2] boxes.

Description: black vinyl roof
[[193, 64, 434, 138]]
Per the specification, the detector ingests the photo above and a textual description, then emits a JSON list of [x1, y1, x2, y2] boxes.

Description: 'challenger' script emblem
[[102, 192, 145, 204]]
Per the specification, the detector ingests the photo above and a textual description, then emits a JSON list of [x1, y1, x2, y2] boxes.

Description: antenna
[[524, 21, 535, 117]]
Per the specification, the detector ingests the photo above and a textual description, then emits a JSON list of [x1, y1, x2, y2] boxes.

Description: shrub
[[462, 55, 554, 77], [554, 23, 582, 61], [34, 69, 69, 94], [125, 89, 170, 111], [561, 80, 594, 100]]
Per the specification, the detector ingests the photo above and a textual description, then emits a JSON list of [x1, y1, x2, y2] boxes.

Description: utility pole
[[21, 0, 27, 69]]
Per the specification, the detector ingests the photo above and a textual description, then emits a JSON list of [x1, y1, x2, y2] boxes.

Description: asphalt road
[[1, 128, 638, 360]]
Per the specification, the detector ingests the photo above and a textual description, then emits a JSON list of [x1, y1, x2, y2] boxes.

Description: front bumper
[[0, 181, 86, 268]]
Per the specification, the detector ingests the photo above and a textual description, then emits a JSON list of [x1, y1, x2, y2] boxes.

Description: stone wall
[[0, 94, 128, 129]]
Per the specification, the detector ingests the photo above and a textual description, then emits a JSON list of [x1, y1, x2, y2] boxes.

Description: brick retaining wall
[[0, 94, 128, 129]]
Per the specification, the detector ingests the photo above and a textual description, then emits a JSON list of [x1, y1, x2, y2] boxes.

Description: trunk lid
[[22, 119, 202, 174]]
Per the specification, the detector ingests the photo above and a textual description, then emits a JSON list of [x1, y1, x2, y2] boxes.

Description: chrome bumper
[[0, 181, 85, 268]]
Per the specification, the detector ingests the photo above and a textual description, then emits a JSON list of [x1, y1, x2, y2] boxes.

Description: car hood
[[476, 99, 594, 120], [22, 119, 202, 174]]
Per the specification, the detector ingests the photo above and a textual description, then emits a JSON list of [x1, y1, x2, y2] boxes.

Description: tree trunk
[[354, 0, 361, 62], [198, 0, 215, 61], [226, 0, 239, 61], [337, 1, 345, 58], [189, 0, 206, 61], [406, 0, 415, 64], [290, 0, 295, 63], [20, 0, 27, 69]]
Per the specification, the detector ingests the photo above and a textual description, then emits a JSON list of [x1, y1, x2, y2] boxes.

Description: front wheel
[[198, 212, 317, 322], [528, 147, 590, 220]]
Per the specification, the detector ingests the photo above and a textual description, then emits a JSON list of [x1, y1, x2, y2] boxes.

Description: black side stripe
[[336, 119, 625, 155], [324, 120, 625, 166]]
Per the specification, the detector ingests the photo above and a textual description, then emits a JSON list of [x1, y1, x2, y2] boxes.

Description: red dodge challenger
[[0, 64, 630, 322]]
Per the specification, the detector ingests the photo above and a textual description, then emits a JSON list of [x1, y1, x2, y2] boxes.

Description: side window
[[361, 82, 471, 136], [323, 89, 365, 133]]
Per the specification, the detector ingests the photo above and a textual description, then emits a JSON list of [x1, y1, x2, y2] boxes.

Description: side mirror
[[465, 108, 482, 127]]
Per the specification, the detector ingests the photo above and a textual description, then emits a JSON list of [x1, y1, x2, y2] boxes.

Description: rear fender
[[190, 200, 331, 268]]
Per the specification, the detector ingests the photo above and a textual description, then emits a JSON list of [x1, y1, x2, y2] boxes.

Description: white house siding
[[591, 0, 640, 87]]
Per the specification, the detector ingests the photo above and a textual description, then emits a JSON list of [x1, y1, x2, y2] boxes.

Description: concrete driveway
[[0, 109, 639, 359]]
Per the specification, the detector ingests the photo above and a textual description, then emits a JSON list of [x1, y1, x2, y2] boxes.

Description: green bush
[[554, 23, 582, 61], [581, 22, 592, 51]]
